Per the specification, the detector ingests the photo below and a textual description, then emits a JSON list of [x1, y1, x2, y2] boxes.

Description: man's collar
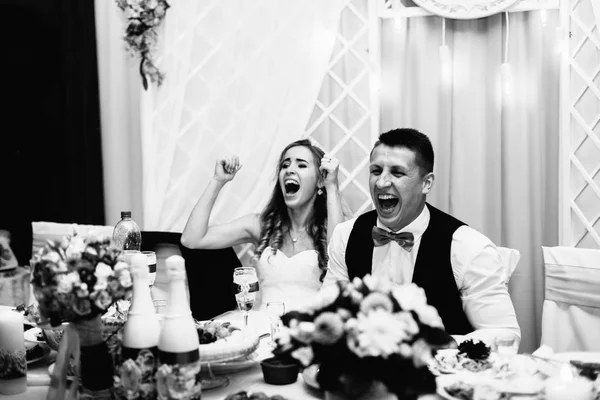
[[376, 204, 430, 239]]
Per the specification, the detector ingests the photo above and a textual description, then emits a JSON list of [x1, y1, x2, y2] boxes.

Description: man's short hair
[[371, 128, 434, 175]]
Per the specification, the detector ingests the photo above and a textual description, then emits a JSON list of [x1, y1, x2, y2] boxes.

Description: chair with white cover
[[498, 246, 520, 285], [31, 221, 114, 256], [541, 246, 600, 352]]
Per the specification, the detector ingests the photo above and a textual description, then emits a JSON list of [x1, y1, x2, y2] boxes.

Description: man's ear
[[422, 172, 435, 194]]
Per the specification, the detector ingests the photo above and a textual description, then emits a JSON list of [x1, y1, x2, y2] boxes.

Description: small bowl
[[260, 356, 301, 385]]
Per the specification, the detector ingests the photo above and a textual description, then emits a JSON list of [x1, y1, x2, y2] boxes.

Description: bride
[[181, 139, 345, 311]]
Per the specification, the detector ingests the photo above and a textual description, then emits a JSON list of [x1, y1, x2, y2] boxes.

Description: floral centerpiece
[[273, 275, 454, 400], [30, 235, 132, 326], [30, 234, 133, 398], [115, 0, 170, 90]]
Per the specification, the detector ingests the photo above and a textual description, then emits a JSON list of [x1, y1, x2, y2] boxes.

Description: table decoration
[[272, 274, 454, 400], [0, 308, 27, 395], [30, 234, 133, 399]]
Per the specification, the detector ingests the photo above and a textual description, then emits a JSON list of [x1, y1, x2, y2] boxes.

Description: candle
[[0, 309, 27, 394], [545, 364, 593, 400]]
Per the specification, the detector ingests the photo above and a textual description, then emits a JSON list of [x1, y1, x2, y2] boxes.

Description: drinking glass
[[233, 267, 258, 328], [494, 335, 518, 377], [266, 302, 285, 347]]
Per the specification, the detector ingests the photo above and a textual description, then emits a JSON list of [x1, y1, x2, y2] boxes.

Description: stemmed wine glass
[[233, 267, 258, 328]]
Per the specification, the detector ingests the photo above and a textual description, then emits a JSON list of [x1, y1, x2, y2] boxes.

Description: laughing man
[[322, 128, 520, 346]]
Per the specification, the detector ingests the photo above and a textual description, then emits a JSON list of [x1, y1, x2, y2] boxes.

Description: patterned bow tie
[[371, 227, 415, 251]]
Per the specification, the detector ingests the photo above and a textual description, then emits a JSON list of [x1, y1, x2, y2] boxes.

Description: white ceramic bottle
[[156, 255, 201, 400], [118, 252, 160, 399]]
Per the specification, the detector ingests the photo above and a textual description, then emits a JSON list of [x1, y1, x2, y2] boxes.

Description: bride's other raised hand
[[320, 154, 340, 189], [214, 156, 242, 183]]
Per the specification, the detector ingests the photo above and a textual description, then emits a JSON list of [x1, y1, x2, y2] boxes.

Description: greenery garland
[[116, 0, 170, 90]]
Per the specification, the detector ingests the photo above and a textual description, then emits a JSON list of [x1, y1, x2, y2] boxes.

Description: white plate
[[437, 372, 544, 400], [27, 344, 51, 365], [301, 364, 320, 390], [24, 327, 45, 344], [204, 351, 260, 375]]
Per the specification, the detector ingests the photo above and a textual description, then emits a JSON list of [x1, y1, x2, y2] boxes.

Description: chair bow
[[371, 227, 415, 251]]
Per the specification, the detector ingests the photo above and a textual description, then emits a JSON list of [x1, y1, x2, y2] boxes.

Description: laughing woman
[[181, 139, 346, 311]]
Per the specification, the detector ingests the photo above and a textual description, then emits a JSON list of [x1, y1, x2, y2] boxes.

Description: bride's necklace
[[289, 227, 307, 244]]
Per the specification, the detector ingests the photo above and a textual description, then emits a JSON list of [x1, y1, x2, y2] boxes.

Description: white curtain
[[380, 11, 561, 353], [94, 0, 144, 227], [140, 0, 345, 232]]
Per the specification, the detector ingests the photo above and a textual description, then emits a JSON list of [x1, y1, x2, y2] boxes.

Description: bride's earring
[[317, 187, 323, 195]]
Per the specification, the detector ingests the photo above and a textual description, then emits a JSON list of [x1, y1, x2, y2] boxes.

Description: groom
[[323, 128, 520, 344]]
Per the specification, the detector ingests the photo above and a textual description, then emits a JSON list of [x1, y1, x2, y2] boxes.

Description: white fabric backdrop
[[380, 11, 561, 353], [94, 0, 144, 226], [140, 0, 345, 232]]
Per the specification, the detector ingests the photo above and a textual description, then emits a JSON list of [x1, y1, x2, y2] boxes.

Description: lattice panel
[[305, 0, 376, 217], [566, 0, 600, 248]]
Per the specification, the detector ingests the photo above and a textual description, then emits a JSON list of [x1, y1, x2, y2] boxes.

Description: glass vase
[[72, 315, 114, 400]]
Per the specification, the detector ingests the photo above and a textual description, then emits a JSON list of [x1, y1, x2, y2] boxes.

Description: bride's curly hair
[[252, 139, 329, 281]]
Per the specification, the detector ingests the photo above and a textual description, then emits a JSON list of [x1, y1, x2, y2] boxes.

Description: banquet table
[[6, 310, 594, 400]]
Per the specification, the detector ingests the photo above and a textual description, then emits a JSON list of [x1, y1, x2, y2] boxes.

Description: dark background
[[1, 0, 104, 265]]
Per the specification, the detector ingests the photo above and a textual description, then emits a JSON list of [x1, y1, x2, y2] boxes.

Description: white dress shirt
[[323, 206, 521, 346]]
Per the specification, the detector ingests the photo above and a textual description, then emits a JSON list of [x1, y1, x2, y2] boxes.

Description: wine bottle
[[116, 253, 160, 399], [156, 255, 201, 399]]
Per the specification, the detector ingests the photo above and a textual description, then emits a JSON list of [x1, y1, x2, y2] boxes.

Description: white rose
[[392, 284, 428, 311], [66, 236, 86, 258], [67, 271, 81, 284], [118, 270, 133, 288], [414, 304, 444, 328], [291, 346, 314, 367], [42, 251, 61, 264], [114, 261, 129, 273], [56, 275, 74, 294], [95, 262, 113, 280]]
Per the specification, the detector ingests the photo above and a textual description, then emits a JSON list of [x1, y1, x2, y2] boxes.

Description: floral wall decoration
[[115, 0, 170, 90]]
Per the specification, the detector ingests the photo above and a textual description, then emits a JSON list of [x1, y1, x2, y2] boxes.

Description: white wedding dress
[[255, 247, 322, 311]]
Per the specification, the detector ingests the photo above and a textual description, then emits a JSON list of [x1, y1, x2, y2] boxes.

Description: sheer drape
[[95, 0, 144, 226], [380, 12, 560, 352], [140, 0, 345, 232]]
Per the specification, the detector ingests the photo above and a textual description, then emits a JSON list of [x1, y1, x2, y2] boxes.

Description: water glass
[[494, 335, 518, 358], [494, 335, 518, 377]]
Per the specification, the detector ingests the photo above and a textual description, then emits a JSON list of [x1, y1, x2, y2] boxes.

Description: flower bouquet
[[30, 234, 133, 399], [272, 275, 454, 400]]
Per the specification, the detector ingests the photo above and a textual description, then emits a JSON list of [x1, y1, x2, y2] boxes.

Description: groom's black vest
[[345, 203, 474, 335]]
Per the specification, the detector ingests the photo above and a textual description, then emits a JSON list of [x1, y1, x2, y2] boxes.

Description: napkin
[[531, 345, 562, 377], [532, 344, 555, 358]]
